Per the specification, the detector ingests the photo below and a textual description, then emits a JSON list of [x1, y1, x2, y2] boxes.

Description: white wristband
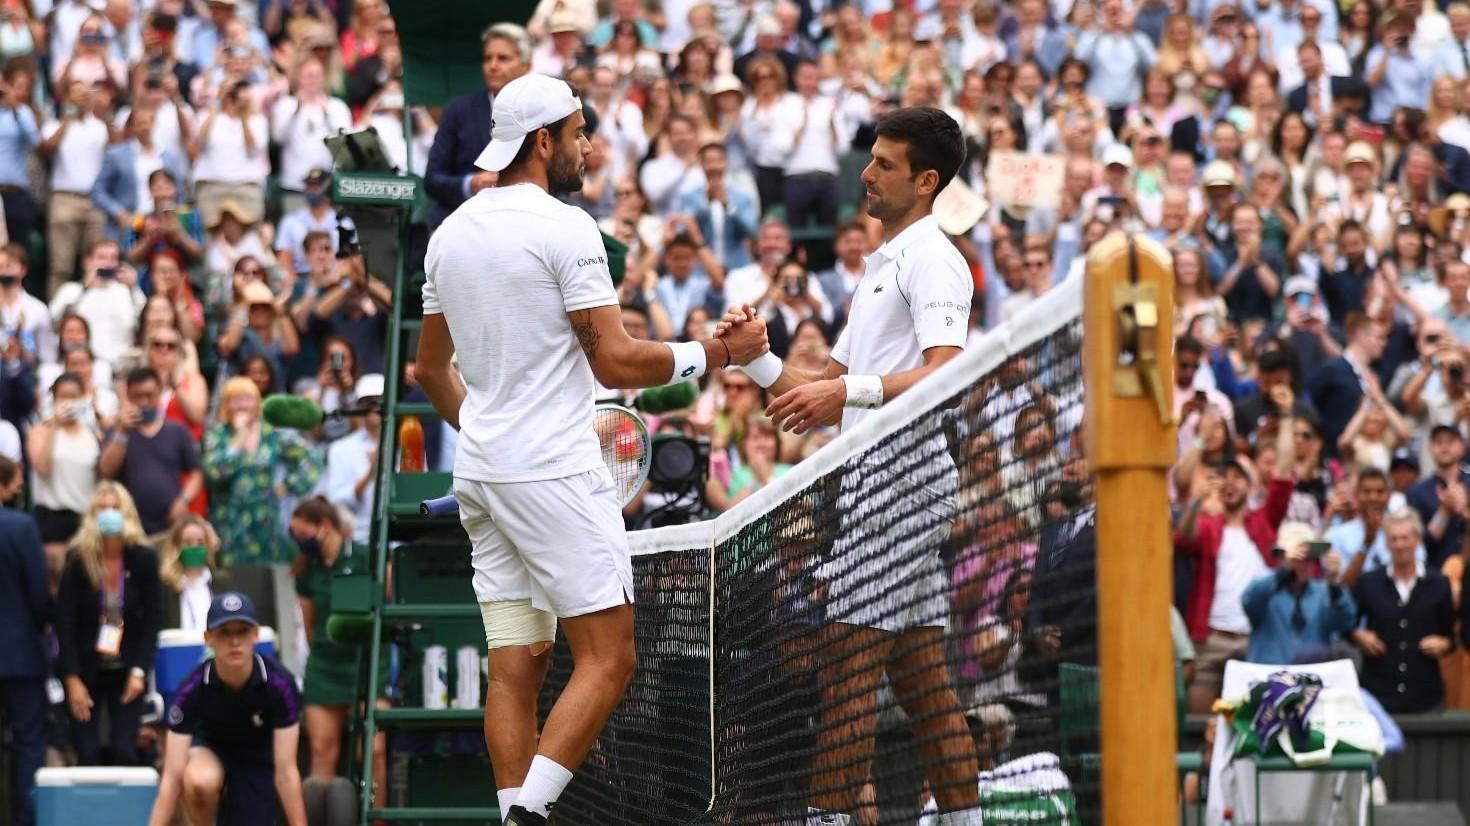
[[740, 351, 784, 388], [840, 374, 884, 409], [666, 340, 708, 384]]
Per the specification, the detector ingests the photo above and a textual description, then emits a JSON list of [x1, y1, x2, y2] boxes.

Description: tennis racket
[[421, 403, 652, 516]]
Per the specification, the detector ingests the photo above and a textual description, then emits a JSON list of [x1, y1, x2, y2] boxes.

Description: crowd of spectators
[[4, 0, 1470, 820]]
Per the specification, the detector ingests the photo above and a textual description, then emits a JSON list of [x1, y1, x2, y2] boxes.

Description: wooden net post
[[1082, 232, 1178, 824]]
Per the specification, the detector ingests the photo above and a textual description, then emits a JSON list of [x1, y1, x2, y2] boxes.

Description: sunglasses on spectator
[[725, 382, 754, 392], [1024, 259, 1049, 269], [150, 339, 180, 351], [615, 188, 638, 197], [238, 266, 265, 276]]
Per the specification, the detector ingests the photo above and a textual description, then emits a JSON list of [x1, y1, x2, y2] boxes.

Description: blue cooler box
[[155, 627, 279, 710], [36, 767, 158, 826]]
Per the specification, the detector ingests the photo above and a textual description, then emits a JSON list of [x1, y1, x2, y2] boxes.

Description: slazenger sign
[[335, 176, 419, 204]]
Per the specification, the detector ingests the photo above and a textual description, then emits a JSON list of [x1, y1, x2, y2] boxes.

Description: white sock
[[515, 755, 574, 818], [497, 787, 521, 823], [938, 806, 984, 826]]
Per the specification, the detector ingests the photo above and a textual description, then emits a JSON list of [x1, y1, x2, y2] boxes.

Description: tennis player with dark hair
[[720, 106, 982, 826], [415, 73, 770, 826]]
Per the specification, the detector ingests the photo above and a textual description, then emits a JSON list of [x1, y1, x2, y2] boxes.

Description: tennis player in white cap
[[415, 73, 768, 826]]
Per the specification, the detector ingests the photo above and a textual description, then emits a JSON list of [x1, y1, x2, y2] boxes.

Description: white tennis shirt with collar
[[830, 213, 973, 433], [423, 183, 619, 484]]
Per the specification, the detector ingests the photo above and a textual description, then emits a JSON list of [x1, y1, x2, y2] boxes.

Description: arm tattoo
[[571, 310, 601, 362]]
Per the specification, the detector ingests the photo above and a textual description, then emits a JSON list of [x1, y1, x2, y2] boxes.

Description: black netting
[[542, 311, 1096, 826]]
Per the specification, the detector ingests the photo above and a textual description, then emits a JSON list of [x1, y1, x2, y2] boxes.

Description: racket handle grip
[[420, 495, 459, 517]]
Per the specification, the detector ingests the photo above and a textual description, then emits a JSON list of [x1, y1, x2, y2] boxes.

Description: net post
[[1082, 232, 1178, 824]]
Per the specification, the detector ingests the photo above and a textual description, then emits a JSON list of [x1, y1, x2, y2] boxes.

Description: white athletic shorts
[[818, 438, 958, 634], [453, 467, 634, 618]]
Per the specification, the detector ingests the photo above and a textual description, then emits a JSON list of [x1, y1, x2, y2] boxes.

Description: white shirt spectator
[[740, 93, 800, 168], [116, 101, 196, 167], [767, 93, 847, 175], [269, 95, 351, 191], [48, 0, 97, 66], [1, 288, 56, 364], [1208, 525, 1269, 634], [0, 419, 18, 462], [724, 263, 835, 321], [193, 112, 270, 186], [48, 280, 146, 368], [29, 421, 99, 514], [321, 427, 377, 545], [640, 155, 707, 214], [43, 114, 109, 193]]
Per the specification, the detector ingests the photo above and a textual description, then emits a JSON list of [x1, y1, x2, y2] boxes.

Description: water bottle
[[422, 645, 448, 709], [398, 415, 426, 472]]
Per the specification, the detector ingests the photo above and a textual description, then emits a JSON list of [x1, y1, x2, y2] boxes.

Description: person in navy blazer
[[423, 23, 530, 227], [90, 107, 188, 242], [0, 503, 52, 826]]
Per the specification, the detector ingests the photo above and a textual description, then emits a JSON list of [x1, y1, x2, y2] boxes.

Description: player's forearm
[[147, 775, 182, 826], [417, 364, 466, 430], [766, 362, 828, 397], [275, 767, 309, 826], [604, 338, 728, 389], [878, 357, 958, 403]]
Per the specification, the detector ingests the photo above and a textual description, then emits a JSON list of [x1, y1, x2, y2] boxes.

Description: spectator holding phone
[[1242, 521, 1357, 664], [1352, 509, 1457, 712], [217, 280, 299, 393], [123, 170, 204, 272], [98, 367, 203, 536], [38, 79, 111, 298], [47, 240, 146, 371], [1338, 380, 1414, 472], [27, 373, 101, 577]]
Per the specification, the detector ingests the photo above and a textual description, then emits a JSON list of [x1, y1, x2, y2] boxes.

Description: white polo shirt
[[423, 183, 619, 484], [831, 214, 972, 432]]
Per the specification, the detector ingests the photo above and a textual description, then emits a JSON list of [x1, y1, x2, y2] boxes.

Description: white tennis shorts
[[818, 442, 958, 634], [453, 467, 634, 618]]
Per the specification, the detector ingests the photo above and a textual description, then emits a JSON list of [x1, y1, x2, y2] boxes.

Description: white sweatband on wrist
[[841, 374, 884, 409], [740, 351, 784, 388], [666, 340, 708, 384]]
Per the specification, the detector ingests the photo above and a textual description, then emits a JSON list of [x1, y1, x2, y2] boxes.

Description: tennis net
[[540, 276, 1096, 825]]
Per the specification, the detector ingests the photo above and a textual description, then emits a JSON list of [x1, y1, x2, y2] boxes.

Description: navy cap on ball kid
[[207, 591, 260, 630]]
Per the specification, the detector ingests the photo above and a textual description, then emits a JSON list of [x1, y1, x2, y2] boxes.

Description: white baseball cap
[[474, 74, 583, 173]]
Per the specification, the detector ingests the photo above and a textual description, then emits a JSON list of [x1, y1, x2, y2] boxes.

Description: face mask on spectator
[[305, 191, 327, 207], [296, 535, 322, 558], [179, 545, 208, 569], [97, 508, 125, 536]]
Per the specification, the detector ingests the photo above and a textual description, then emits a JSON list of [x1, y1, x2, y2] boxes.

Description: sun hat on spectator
[[1102, 143, 1133, 170], [1283, 275, 1317, 298], [1272, 521, 1318, 554], [547, 10, 584, 35], [210, 198, 262, 228], [1428, 192, 1470, 237], [1345, 141, 1377, 167], [1201, 160, 1236, 188], [933, 177, 990, 237], [707, 74, 746, 100], [304, 168, 331, 188], [241, 281, 276, 308], [475, 74, 583, 173], [354, 373, 386, 403]]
